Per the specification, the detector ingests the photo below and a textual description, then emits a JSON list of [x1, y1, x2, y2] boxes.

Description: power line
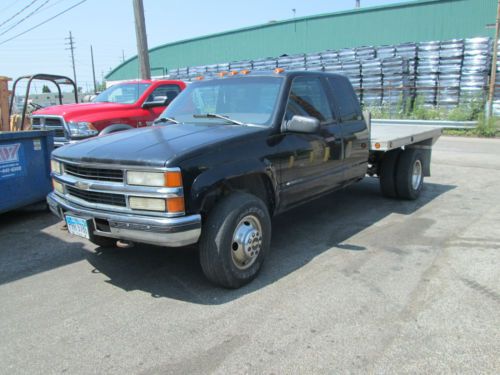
[[0, 0, 19, 14], [0, 0, 87, 46], [0, 0, 40, 28], [0, 0, 50, 37]]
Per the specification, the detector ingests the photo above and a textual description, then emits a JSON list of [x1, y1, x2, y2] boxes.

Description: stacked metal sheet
[[361, 59, 383, 106], [460, 37, 491, 104], [251, 58, 277, 70], [338, 48, 356, 61], [396, 42, 418, 79], [163, 36, 495, 112], [382, 57, 410, 107], [493, 40, 500, 116], [342, 60, 362, 95], [187, 66, 207, 80], [305, 52, 323, 71], [437, 39, 464, 109], [277, 54, 306, 70], [356, 46, 376, 60], [217, 63, 230, 72], [416, 41, 441, 107], [229, 60, 252, 71], [376, 45, 396, 60]]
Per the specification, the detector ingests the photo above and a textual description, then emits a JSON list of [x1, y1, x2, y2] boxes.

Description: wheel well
[[201, 173, 275, 217]]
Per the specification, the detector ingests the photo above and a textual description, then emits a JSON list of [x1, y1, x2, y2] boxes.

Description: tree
[[42, 85, 51, 93]]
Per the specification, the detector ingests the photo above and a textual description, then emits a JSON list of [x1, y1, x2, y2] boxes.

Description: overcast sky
[[0, 0, 405, 92]]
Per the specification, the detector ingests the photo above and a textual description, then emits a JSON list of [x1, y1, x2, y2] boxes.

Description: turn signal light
[[164, 171, 182, 187], [167, 197, 185, 213]]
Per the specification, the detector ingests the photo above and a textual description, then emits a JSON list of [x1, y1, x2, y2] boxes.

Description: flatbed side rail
[[372, 118, 476, 129]]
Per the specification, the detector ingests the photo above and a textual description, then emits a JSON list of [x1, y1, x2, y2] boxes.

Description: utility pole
[[356, 0, 360, 8], [133, 0, 151, 79], [65, 31, 78, 90], [487, 0, 500, 117], [90, 45, 97, 94]]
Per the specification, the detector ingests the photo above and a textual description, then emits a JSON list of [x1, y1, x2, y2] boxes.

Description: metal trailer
[[368, 122, 442, 200], [0, 130, 54, 214]]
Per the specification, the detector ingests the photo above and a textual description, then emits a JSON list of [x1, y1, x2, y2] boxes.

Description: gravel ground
[[0, 136, 499, 374]]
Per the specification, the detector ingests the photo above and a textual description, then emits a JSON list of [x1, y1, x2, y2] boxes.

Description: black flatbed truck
[[47, 70, 441, 288]]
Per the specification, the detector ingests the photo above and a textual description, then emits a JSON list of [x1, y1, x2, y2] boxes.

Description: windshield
[[93, 83, 151, 104], [160, 76, 283, 126]]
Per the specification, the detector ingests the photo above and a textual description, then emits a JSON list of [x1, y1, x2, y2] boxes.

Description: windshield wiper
[[193, 113, 245, 126], [154, 116, 179, 124]]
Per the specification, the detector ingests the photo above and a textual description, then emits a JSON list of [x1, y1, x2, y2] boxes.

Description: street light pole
[[133, 0, 151, 80]]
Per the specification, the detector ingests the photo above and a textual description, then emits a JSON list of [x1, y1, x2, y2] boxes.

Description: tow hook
[[116, 240, 135, 249]]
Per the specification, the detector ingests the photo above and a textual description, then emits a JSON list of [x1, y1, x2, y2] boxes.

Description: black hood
[[53, 123, 267, 167]]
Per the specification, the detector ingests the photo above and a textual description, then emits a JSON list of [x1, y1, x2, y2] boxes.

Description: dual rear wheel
[[379, 148, 424, 200]]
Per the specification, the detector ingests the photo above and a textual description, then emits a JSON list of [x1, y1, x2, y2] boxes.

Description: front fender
[[189, 158, 279, 213]]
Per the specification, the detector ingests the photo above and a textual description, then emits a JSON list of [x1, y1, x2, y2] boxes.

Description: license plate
[[65, 215, 90, 239]]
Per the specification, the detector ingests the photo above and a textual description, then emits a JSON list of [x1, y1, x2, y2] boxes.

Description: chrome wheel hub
[[412, 159, 423, 190], [231, 215, 262, 270]]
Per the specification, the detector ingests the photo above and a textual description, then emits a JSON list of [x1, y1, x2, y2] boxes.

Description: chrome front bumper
[[47, 192, 201, 247]]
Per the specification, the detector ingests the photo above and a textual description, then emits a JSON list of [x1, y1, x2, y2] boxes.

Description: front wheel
[[199, 192, 271, 288]]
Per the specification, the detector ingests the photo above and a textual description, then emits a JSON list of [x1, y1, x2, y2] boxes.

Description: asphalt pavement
[[0, 136, 499, 374]]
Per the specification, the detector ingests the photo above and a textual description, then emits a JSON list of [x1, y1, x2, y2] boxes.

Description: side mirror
[[142, 96, 169, 108], [283, 115, 320, 134]]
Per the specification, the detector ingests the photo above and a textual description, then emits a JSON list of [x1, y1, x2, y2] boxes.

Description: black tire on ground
[[199, 192, 271, 289], [379, 149, 401, 198], [395, 149, 424, 200], [89, 235, 117, 248]]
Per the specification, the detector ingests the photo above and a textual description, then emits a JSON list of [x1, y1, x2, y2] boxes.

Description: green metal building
[[106, 0, 496, 81]]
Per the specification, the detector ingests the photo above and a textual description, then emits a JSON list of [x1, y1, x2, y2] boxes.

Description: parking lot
[[0, 135, 499, 374]]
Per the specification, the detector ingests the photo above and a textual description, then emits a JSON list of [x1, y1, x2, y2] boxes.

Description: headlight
[[51, 159, 62, 175], [129, 197, 166, 211], [67, 121, 98, 138], [127, 171, 165, 187], [126, 170, 182, 187]]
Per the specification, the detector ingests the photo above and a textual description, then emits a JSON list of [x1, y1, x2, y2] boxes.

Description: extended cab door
[[278, 75, 345, 208], [326, 76, 369, 181]]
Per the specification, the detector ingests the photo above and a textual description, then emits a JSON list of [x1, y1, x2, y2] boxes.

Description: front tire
[[199, 192, 271, 288]]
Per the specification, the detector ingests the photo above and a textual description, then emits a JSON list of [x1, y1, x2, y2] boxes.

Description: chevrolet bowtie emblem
[[74, 181, 90, 190]]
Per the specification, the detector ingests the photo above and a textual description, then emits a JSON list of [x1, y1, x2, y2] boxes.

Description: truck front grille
[[32, 117, 66, 137], [66, 186, 126, 207], [64, 164, 124, 183]]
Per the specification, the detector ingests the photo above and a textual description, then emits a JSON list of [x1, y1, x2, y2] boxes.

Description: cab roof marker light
[[195, 76, 204, 80], [230, 71, 238, 76], [274, 68, 285, 74], [217, 71, 228, 77], [240, 70, 251, 75]]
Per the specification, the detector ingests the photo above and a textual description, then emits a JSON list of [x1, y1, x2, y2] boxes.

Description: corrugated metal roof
[[106, 0, 496, 81]]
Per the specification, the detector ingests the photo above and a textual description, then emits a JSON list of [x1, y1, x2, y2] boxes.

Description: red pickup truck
[[31, 79, 186, 146]]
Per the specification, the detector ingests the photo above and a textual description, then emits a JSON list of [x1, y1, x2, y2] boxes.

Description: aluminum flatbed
[[369, 123, 442, 151]]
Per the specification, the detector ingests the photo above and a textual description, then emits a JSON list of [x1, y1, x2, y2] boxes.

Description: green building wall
[[106, 0, 496, 81]]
